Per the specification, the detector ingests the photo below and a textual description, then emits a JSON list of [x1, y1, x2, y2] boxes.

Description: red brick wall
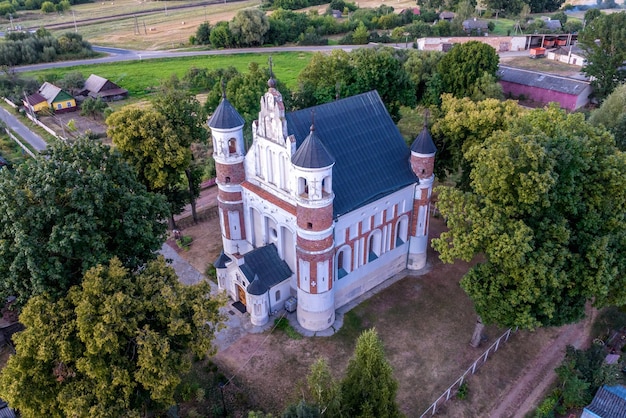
[[411, 155, 435, 179], [297, 204, 333, 231], [215, 161, 245, 184]]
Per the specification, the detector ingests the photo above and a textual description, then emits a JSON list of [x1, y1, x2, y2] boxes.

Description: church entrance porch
[[237, 285, 247, 307]]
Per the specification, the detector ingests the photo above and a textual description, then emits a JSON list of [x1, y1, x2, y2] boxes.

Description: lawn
[[23, 52, 314, 97]]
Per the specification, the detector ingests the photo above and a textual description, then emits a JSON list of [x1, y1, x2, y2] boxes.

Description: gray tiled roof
[[213, 251, 232, 269], [240, 244, 292, 294], [247, 275, 266, 295], [286, 91, 417, 217], [584, 385, 626, 418], [498, 66, 590, 96], [291, 126, 335, 168], [463, 19, 489, 30], [208, 97, 245, 130], [411, 125, 437, 155]]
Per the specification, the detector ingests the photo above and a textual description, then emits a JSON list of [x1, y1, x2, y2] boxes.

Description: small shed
[[547, 44, 586, 66], [581, 385, 626, 418], [439, 11, 455, 21], [498, 65, 592, 111], [79, 74, 128, 101]]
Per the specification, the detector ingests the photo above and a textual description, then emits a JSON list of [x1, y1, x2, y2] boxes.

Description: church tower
[[408, 121, 437, 270], [291, 121, 336, 331], [208, 91, 247, 256]]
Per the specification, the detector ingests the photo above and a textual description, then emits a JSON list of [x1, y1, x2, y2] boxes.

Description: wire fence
[[420, 327, 516, 418]]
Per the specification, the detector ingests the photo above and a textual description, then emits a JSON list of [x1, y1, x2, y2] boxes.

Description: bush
[[456, 382, 468, 400], [274, 317, 302, 340]]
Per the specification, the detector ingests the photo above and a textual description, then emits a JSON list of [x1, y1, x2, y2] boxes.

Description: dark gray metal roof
[[585, 385, 626, 418], [247, 275, 266, 296], [208, 97, 245, 130], [462, 19, 489, 30], [286, 91, 417, 217], [411, 126, 437, 155], [240, 244, 292, 294], [291, 126, 335, 168], [213, 251, 232, 269], [498, 66, 591, 96]]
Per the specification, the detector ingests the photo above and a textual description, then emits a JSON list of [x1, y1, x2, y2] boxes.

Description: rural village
[[0, 0, 626, 416]]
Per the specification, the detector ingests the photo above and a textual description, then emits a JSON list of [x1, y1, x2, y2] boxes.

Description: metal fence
[[420, 327, 516, 417]]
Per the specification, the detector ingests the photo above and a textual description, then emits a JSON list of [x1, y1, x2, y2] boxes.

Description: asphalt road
[[0, 106, 47, 152]]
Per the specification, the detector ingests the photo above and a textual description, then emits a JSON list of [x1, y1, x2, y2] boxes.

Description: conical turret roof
[[292, 125, 335, 168], [247, 275, 267, 296], [411, 125, 437, 155], [208, 96, 245, 130]]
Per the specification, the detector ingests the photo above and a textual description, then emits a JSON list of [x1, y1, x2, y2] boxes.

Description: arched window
[[395, 215, 409, 247], [336, 246, 352, 279], [322, 176, 332, 194], [275, 290, 281, 301], [228, 138, 237, 155], [298, 177, 308, 197], [368, 230, 382, 262]]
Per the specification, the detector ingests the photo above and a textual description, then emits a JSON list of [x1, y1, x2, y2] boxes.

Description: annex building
[[210, 75, 436, 332]]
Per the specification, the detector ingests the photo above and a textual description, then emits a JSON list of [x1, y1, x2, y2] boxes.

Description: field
[[24, 52, 314, 97]]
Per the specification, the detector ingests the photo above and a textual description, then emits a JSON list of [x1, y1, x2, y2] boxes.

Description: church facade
[[210, 77, 436, 332]]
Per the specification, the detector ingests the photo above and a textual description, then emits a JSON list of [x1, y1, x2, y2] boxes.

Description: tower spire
[[268, 56, 276, 88]]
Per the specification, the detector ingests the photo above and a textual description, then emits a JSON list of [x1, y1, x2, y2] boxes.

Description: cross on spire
[[310, 110, 315, 132], [268, 56, 276, 88], [221, 78, 226, 99], [423, 109, 430, 128]]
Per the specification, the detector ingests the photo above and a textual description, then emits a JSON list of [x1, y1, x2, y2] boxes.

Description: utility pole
[[72, 10, 77, 33], [9, 13, 14, 31]]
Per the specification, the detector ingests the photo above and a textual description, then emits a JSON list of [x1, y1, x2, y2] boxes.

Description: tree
[[0, 139, 168, 304], [437, 41, 499, 99], [0, 257, 225, 418], [107, 106, 190, 229], [152, 75, 208, 224], [589, 82, 626, 150], [431, 95, 524, 186], [340, 328, 401, 418], [579, 12, 626, 100], [229, 9, 270, 47], [58, 71, 84, 95], [432, 106, 626, 329], [79, 96, 108, 119], [352, 21, 369, 44], [194, 22, 211, 45], [307, 358, 342, 416], [403, 50, 444, 104], [583, 7, 602, 24], [526, 0, 565, 13], [210, 21, 233, 48]]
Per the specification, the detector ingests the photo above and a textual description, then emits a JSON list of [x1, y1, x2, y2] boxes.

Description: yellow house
[[38, 82, 77, 113]]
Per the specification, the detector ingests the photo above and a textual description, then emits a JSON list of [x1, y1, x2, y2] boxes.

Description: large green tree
[[0, 139, 168, 304], [437, 41, 499, 100], [588, 82, 626, 151], [340, 328, 402, 418], [152, 76, 208, 224], [432, 106, 626, 329], [107, 106, 191, 229], [579, 12, 626, 100], [229, 9, 270, 47], [0, 257, 224, 418]]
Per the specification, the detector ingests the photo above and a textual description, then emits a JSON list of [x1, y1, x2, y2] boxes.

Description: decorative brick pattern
[[297, 204, 333, 231]]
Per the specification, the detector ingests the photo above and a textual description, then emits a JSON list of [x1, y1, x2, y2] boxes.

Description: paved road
[[0, 106, 47, 152]]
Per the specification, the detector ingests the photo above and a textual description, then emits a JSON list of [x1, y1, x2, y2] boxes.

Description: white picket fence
[[420, 327, 516, 417]]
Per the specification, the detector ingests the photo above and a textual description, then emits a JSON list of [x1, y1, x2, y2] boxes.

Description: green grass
[[0, 133, 32, 166], [23, 52, 314, 98], [489, 18, 517, 35]]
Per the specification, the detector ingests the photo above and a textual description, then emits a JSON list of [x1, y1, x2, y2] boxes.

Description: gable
[[240, 244, 292, 293], [286, 91, 417, 217]]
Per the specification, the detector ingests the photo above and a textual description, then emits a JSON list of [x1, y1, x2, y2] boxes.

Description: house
[[0, 400, 16, 418], [22, 92, 49, 113], [38, 82, 76, 113], [498, 65, 592, 111], [581, 385, 626, 418], [462, 18, 489, 34], [210, 77, 436, 332], [79, 74, 128, 101], [439, 11, 455, 21], [400, 7, 420, 16], [541, 17, 562, 31], [547, 44, 586, 66]]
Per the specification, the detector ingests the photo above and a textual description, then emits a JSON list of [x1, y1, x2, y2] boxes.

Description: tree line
[[0, 28, 95, 67], [0, 0, 89, 16]]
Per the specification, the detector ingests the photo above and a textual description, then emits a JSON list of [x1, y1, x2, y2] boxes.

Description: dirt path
[[488, 309, 596, 418]]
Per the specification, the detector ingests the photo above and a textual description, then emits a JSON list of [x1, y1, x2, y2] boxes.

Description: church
[[210, 74, 436, 332]]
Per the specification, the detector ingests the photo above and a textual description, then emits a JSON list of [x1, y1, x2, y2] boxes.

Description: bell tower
[[208, 90, 247, 256], [291, 120, 336, 331], [408, 119, 436, 270]]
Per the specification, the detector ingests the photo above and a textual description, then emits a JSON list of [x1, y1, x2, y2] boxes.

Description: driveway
[[0, 106, 47, 152]]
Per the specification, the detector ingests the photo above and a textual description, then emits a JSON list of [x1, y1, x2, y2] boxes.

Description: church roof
[[411, 125, 437, 155], [240, 244, 292, 294], [286, 91, 417, 217], [213, 251, 232, 269], [291, 126, 335, 168], [208, 97, 245, 129]]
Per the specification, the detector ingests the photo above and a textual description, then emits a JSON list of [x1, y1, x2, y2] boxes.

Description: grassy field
[[23, 52, 314, 97], [0, 133, 32, 166]]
